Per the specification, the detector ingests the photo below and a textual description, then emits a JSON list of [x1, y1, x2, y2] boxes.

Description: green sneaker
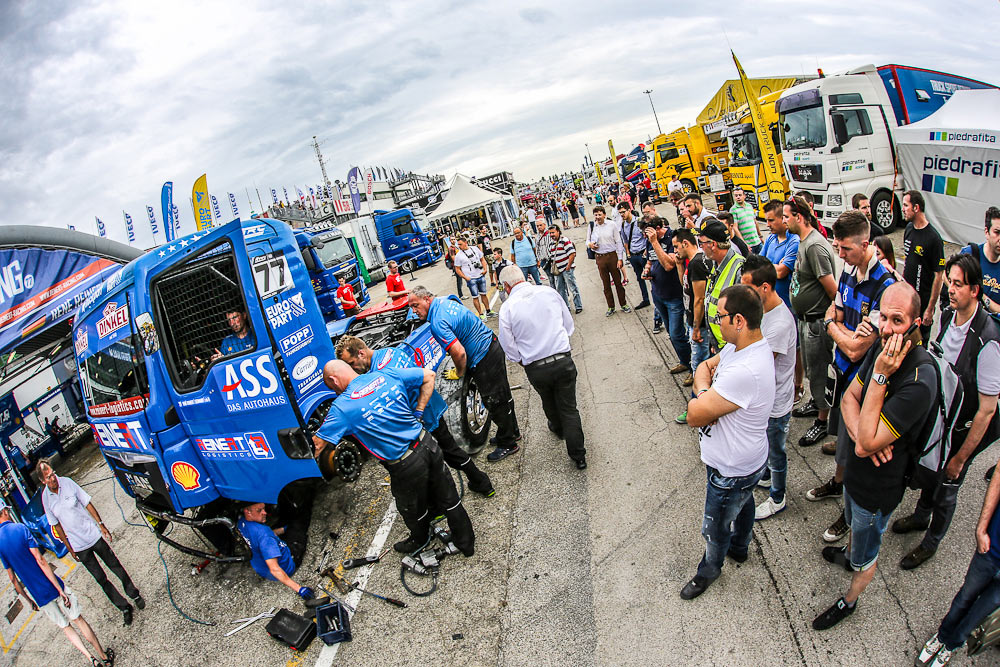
[[621, 304, 632, 313], [675, 410, 687, 424]]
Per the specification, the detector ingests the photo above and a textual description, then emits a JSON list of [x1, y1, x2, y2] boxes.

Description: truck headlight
[[827, 194, 842, 207]]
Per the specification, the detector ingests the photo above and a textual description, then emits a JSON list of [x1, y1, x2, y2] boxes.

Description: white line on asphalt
[[314, 499, 398, 667]]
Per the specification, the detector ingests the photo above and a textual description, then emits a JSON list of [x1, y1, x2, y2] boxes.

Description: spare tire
[[436, 356, 490, 455]]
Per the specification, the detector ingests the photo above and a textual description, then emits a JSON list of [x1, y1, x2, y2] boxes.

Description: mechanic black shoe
[[812, 597, 856, 631], [460, 544, 475, 558], [132, 595, 145, 610], [122, 605, 133, 626], [726, 548, 748, 563], [892, 514, 931, 534], [486, 445, 520, 462], [468, 478, 496, 498], [798, 419, 828, 447], [680, 574, 713, 600], [900, 545, 937, 570], [575, 458, 587, 470], [822, 545, 852, 572], [548, 421, 564, 438], [635, 300, 650, 310], [489, 432, 522, 447], [393, 536, 424, 554], [792, 399, 819, 418]]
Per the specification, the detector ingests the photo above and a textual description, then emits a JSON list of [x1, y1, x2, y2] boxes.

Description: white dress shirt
[[498, 282, 573, 365], [587, 219, 625, 259]]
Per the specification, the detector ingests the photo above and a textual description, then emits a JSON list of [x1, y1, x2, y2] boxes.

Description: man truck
[[724, 90, 788, 219]]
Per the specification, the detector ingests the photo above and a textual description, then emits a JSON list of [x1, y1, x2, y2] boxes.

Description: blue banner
[[146, 206, 159, 239], [228, 192, 239, 218], [211, 195, 222, 224], [0, 394, 22, 440], [172, 205, 180, 236], [161, 181, 176, 243], [283, 187, 290, 206], [123, 211, 135, 243], [271, 188, 278, 204], [347, 167, 361, 213], [95, 216, 106, 238]]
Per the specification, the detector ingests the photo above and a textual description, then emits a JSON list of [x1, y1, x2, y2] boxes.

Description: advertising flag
[[123, 211, 135, 243], [67, 224, 76, 231], [270, 188, 279, 205], [172, 205, 181, 235], [228, 192, 239, 218], [733, 52, 786, 205], [608, 140, 623, 185], [347, 167, 361, 213], [146, 206, 159, 239], [366, 167, 374, 196], [295, 186, 305, 202], [211, 195, 222, 224], [192, 174, 213, 231], [95, 216, 106, 238], [283, 187, 290, 206], [161, 181, 176, 243]]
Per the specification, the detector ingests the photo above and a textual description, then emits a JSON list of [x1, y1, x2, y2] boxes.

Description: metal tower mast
[[313, 136, 331, 189]]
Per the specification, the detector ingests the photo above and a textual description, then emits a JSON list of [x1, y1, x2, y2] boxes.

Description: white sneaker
[[755, 496, 786, 521], [916, 633, 943, 666], [757, 476, 772, 488], [929, 645, 955, 667]]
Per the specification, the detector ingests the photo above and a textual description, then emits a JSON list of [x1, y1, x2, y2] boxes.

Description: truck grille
[[336, 265, 358, 283], [745, 192, 758, 210]]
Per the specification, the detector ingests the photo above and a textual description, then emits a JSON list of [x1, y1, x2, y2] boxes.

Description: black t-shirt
[[843, 341, 938, 515], [731, 235, 750, 258], [683, 251, 713, 327], [477, 235, 492, 252], [646, 229, 683, 300], [902, 221, 945, 308]]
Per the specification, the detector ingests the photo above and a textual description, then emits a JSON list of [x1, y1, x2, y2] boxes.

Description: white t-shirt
[[42, 476, 102, 551], [699, 339, 775, 477], [454, 247, 485, 280], [526, 208, 536, 221], [668, 179, 683, 194], [761, 303, 798, 417], [941, 313, 1000, 395]]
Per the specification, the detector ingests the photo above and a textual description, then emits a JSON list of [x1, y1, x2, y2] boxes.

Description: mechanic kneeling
[[335, 334, 494, 497], [238, 502, 313, 600], [312, 360, 475, 556]]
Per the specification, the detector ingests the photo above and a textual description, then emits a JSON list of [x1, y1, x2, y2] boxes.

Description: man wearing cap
[[39, 459, 144, 626], [699, 218, 746, 354], [0, 501, 114, 666]]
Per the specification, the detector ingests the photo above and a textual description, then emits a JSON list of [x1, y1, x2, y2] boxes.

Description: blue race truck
[[374, 208, 441, 272], [292, 221, 370, 320], [71, 219, 489, 561]]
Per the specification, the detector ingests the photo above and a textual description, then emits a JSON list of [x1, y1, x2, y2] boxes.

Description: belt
[[596, 251, 617, 257], [383, 429, 427, 465], [797, 312, 824, 323], [527, 352, 571, 368]]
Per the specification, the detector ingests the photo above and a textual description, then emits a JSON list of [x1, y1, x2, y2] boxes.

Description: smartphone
[[903, 320, 919, 337]]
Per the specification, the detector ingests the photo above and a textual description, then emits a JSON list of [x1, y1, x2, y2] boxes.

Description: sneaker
[[479, 314, 488, 322], [792, 398, 818, 418], [821, 545, 852, 571], [757, 471, 772, 488], [486, 445, 520, 462], [755, 496, 786, 521], [669, 363, 689, 375], [635, 300, 651, 310], [606, 308, 615, 317], [812, 597, 856, 631], [490, 432, 522, 447], [929, 645, 955, 666], [916, 633, 944, 667], [486, 310, 497, 318], [621, 304, 632, 313], [682, 374, 694, 387], [821, 440, 837, 455], [900, 545, 937, 570], [460, 294, 469, 300], [393, 536, 424, 553], [892, 514, 930, 535], [805, 478, 842, 501], [652, 322, 664, 334], [575, 307, 583, 314], [822, 513, 850, 542], [132, 595, 145, 610], [674, 410, 687, 424], [122, 606, 133, 626], [798, 419, 828, 447]]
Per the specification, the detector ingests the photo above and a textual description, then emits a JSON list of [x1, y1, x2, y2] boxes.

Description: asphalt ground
[[8, 201, 997, 666]]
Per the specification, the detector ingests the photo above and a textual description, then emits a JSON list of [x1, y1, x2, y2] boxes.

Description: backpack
[[908, 344, 963, 487], [510, 235, 535, 255]]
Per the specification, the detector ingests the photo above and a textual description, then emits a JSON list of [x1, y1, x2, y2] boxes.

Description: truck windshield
[[314, 235, 355, 268], [781, 105, 827, 150], [393, 220, 417, 236], [657, 146, 679, 164], [728, 132, 761, 167], [81, 334, 148, 416]]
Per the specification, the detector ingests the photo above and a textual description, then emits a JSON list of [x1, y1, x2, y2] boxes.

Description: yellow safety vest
[[705, 250, 745, 348]]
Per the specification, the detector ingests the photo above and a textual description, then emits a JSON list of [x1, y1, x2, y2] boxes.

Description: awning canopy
[[697, 76, 804, 132], [425, 174, 514, 223]]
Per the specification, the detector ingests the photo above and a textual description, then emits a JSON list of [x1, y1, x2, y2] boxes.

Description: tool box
[[265, 608, 316, 651], [316, 601, 353, 645]]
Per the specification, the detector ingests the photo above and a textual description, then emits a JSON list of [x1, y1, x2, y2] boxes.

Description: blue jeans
[[466, 276, 487, 297], [689, 325, 711, 375], [698, 464, 766, 580], [651, 295, 689, 367], [626, 253, 650, 303], [844, 490, 892, 571], [938, 550, 1000, 650], [554, 268, 583, 310], [520, 264, 542, 285], [766, 412, 791, 502]]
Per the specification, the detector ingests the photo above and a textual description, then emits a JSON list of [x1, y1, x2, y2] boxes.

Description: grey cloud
[[519, 7, 553, 24]]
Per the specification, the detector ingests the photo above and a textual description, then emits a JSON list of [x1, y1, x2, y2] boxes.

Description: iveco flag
[[229, 192, 240, 218]]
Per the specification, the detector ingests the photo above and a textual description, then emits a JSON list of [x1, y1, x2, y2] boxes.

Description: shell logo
[[171, 461, 201, 491]]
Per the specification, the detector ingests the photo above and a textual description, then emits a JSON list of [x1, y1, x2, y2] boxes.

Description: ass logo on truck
[[195, 431, 274, 460], [171, 461, 201, 491], [96, 302, 129, 338], [220, 353, 286, 413], [265, 292, 308, 329]]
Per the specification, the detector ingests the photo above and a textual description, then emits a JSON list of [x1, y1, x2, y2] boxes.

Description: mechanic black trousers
[[386, 434, 475, 555], [525, 355, 585, 461], [77, 538, 140, 612], [470, 338, 519, 449], [432, 421, 491, 492]]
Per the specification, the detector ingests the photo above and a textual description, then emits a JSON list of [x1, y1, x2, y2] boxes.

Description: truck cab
[[724, 91, 788, 219], [294, 222, 370, 320], [374, 208, 441, 272]]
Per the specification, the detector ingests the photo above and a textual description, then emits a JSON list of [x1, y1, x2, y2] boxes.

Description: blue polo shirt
[[0, 522, 63, 607], [316, 367, 425, 461], [238, 517, 295, 581], [220, 332, 256, 356], [761, 232, 800, 310], [370, 347, 448, 429], [427, 296, 493, 369], [834, 254, 894, 380]]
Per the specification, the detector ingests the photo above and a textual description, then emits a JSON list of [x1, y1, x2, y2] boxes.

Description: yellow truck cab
[[651, 126, 716, 197], [724, 90, 788, 219]]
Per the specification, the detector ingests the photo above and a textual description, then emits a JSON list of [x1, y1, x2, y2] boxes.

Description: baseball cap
[[0, 501, 9, 513], [697, 218, 729, 244]]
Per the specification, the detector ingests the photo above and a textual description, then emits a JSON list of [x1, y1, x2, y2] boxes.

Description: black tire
[[437, 359, 490, 455], [680, 179, 696, 194], [870, 190, 900, 235], [401, 259, 415, 273]]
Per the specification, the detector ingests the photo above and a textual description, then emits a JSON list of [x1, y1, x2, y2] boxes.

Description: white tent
[[425, 174, 519, 236], [897, 89, 1000, 244]]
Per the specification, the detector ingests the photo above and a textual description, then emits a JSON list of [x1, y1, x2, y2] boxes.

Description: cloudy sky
[[2, 0, 998, 247]]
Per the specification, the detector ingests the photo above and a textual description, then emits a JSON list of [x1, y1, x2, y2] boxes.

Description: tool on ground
[[225, 607, 276, 637], [190, 558, 211, 576], [321, 566, 350, 594], [331, 571, 407, 608], [342, 548, 390, 570], [317, 584, 356, 614]]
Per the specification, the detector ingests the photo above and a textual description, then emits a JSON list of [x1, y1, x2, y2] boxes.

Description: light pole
[[643, 89, 662, 134], [584, 143, 594, 166]]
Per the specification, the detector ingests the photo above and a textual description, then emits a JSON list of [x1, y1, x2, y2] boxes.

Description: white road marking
[[314, 499, 398, 666]]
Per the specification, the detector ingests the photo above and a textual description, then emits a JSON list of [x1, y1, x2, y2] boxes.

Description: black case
[[265, 608, 316, 651]]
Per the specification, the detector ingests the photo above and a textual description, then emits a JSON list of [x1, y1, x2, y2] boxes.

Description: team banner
[[283, 187, 290, 206], [608, 140, 623, 184], [95, 216, 106, 238], [123, 211, 135, 243], [733, 52, 786, 206], [347, 167, 362, 213], [161, 181, 176, 243], [0, 247, 121, 355], [271, 188, 279, 204], [366, 167, 374, 196], [192, 174, 213, 231], [172, 205, 181, 235], [211, 195, 222, 224], [146, 206, 159, 240], [229, 192, 239, 218]]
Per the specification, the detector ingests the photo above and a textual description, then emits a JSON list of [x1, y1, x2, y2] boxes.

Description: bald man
[[312, 360, 475, 556]]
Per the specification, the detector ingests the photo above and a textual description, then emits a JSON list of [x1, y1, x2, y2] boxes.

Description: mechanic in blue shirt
[[0, 503, 113, 665], [213, 309, 256, 360], [313, 360, 475, 556], [335, 335, 494, 497], [237, 501, 313, 599], [408, 287, 521, 463]]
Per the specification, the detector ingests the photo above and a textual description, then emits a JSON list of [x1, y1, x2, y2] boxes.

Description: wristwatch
[[823, 318, 835, 331], [872, 373, 887, 386]]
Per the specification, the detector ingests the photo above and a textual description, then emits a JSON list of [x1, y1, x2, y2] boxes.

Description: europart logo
[[922, 174, 960, 197], [929, 131, 997, 143]]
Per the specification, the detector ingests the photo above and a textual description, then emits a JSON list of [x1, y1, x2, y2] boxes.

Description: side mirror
[[769, 122, 780, 149], [832, 113, 849, 147], [301, 249, 316, 272]]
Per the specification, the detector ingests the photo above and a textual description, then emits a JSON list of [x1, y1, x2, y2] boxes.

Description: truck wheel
[[317, 439, 364, 482], [870, 190, 900, 235], [401, 259, 415, 273], [681, 179, 696, 194], [437, 360, 490, 455]]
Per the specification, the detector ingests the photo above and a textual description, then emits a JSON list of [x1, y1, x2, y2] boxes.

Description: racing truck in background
[[71, 218, 489, 561]]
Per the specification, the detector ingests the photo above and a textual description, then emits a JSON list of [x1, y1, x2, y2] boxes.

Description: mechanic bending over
[[237, 502, 314, 600], [335, 335, 495, 497], [312, 360, 476, 556]]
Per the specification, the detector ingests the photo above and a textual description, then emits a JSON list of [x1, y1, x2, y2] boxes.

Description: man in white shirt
[[497, 265, 586, 469], [681, 285, 776, 600], [667, 174, 683, 197], [453, 238, 494, 320], [684, 193, 718, 227], [740, 256, 798, 520], [38, 460, 144, 625], [587, 206, 629, 317]]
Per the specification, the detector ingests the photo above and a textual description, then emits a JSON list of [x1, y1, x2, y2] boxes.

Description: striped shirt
[[730, 202, 760, 246], [834, 251, 895, 379], [550, 237, 577, 272]]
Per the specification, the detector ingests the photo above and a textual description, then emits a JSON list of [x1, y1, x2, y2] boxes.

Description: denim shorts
[[466, 276, 487, 297], [844, 490, 891, 571]]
